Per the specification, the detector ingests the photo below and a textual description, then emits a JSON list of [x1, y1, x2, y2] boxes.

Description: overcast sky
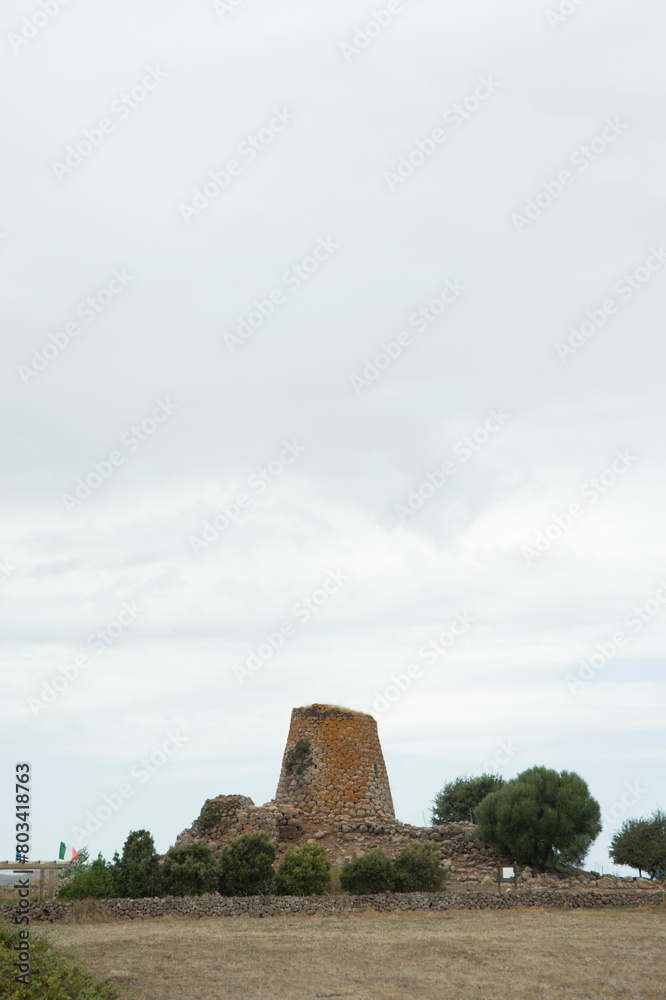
[[2, 0, 664, 876]]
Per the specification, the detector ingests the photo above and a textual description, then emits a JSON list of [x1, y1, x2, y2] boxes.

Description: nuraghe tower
[[274, 703, 395, 825], [173, 703, 512, 881]]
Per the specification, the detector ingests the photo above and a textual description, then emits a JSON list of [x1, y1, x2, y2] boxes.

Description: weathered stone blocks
[[3, 889, 662, 924], [274, 704, 395, 824]]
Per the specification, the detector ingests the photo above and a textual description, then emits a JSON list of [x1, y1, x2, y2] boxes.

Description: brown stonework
[[274, 704, 394, 826]]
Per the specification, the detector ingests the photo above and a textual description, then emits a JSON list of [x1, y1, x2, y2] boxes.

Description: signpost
[[497, 864, 517, 891]]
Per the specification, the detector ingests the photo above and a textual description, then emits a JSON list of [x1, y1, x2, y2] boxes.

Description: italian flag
[[59, 843, 78, 862]]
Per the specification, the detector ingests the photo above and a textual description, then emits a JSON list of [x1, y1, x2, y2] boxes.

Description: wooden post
[[0, 859, 72, 903]]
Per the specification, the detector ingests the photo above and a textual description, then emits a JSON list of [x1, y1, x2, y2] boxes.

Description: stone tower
[[274, 703, 395, 827]]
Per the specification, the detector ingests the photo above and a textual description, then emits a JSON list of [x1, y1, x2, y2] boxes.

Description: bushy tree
[[610, 811, 666, 880], [339, 849, 395, 894], [647, 810, 666, 880], [431, 774, 505, 824], [218, 832, 276, 896], [111, 829, 163, 898], [276, 841, 331, 895], [161, 841, 218, 896], [474, 766, 601, 869], [393, 842, 448, 892], [58, 853, 115, 899]]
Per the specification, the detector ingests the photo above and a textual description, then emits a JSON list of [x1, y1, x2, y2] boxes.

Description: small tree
[[161, 841, 218, 896], [58, 853, 115, 900], [649, 810, 666, 880], [474, 766, 601, 869], [339, 849, 395, 894], [218, 832, 276, 896], [112, 829, 163, 898], [276, 841, 331, 895], [57, 846, 90, 886], [611, 811, 666, 880], [393, 842, 448, 892], [431, 774, 505, 824]]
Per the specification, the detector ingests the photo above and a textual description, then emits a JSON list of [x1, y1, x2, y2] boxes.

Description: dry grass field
[[39, 906, 665, 1000]]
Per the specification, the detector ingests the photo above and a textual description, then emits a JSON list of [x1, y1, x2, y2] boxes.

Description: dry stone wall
[[2, 888, 663, 924]]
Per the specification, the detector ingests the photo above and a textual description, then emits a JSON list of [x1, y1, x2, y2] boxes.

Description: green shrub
[[431, 773, 505, 824], [276, 841, 331, 895], [199, 803, 223, 831], [0, 924, 121, 998], [474, 766, 602, 869], [161, 840, 218, 896], [57, 854, 115, 900], [393, 842, 448, 892], [339, 849, 395, 894], [329, 865, 344, 895], [285, 738, 314, 775], [111, 829, 163, 898], [218, 832, 276, 896]]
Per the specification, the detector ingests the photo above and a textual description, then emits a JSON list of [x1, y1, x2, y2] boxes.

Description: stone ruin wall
[[176, 796, 657, 890], [176, 799, 506, 883], [173, 703, 501, 881], [173, 703, 657, 890]]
